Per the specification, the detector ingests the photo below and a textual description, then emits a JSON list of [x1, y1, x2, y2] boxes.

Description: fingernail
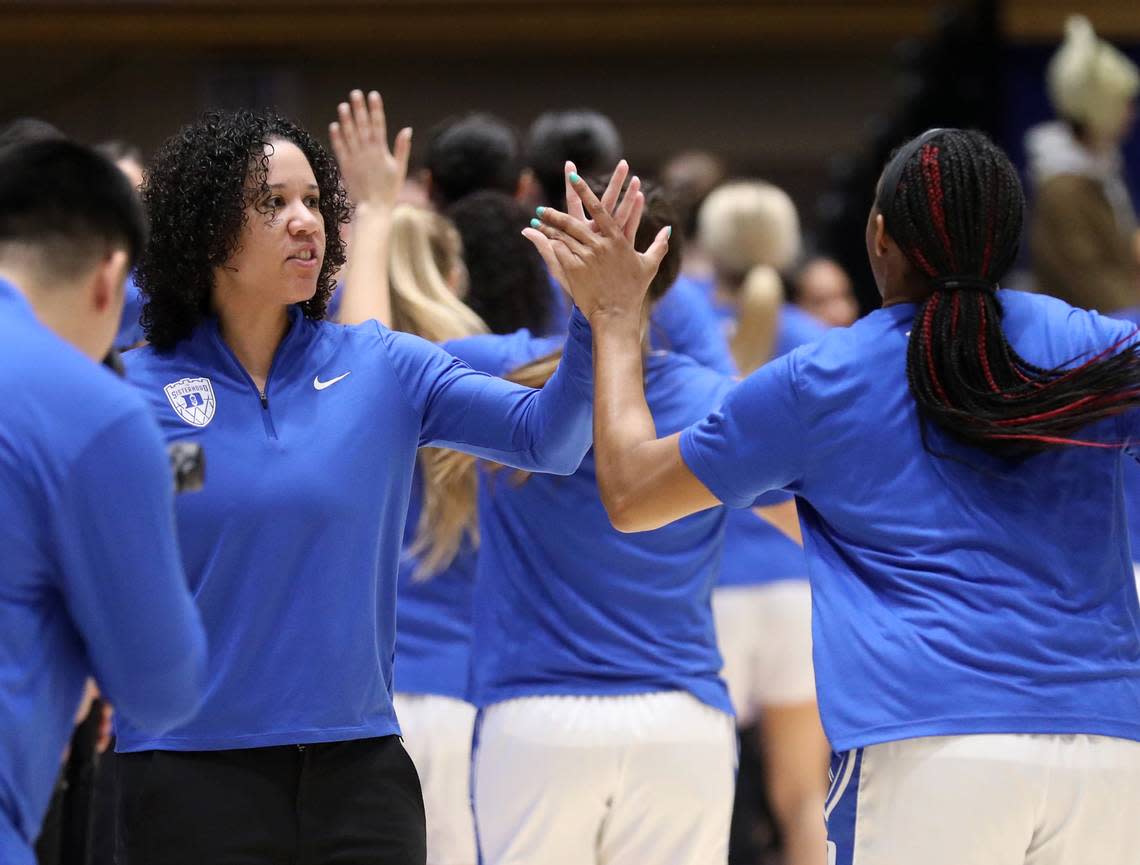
[[666, 226, 673, 237], [569, 172, 580, 184], [530, 218, 542, 229], [536, 206, 546, 217]]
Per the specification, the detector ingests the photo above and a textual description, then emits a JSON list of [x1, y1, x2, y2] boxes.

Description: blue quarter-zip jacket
[[117, 306, 593, 751]]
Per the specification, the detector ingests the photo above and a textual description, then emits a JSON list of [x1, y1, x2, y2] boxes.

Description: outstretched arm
[[329, 89, 412, 327], [394, 162, 647, 476], [526, 173, 720, 531]]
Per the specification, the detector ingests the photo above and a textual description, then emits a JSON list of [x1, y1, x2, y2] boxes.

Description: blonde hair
[[389, 206, 486, 342], [697, 181, 801, 373], [1048, 15, 1140, 142], [388, 206, 488, 579], [697, 181, 801, 276]]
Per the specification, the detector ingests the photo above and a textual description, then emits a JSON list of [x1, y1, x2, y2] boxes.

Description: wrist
[[587, 306, 643, 333], [352, 201, 395, 222]]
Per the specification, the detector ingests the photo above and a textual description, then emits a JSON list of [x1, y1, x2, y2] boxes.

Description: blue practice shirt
[[547, 271, 736, 376], [0, 280, 206, 864], [119, 306, 593, 752], [448, 331, 734, 714], [681, 289, 1140, 751], [649, 274, 737, 376], [393, 471, 478, 700], [395, 329, 563, 702], [693, 275, 830, 588]]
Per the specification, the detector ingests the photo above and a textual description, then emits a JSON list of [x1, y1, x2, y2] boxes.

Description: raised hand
[[329, 89, 412, 212], [529, 160, 643, 290], [523, 164, 669, 322]]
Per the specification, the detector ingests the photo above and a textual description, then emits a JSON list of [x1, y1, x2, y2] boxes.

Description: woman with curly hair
[[113, 91, 600, 865], [532, 130, 1140, 865]]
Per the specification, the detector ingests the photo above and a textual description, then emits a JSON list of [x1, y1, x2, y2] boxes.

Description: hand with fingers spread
[[523, 161, 668, 323], [329, 89, 412, 212], [329, 89, 412, 327]]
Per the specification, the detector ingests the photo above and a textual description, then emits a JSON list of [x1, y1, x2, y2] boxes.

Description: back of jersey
[[777, 290, 1140, 748], [471, 351, 734, 714], [0, 280, 205, 862]]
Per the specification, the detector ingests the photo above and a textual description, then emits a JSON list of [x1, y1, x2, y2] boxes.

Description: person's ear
[[515, 169, 538, 205], [90, 250, 130, 315], [874, 213, 890, 258]]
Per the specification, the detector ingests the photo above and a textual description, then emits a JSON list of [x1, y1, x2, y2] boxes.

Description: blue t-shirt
[[682, 290, 1140, 751], [119, 307, 593, 752], [114, 272, 145, 350], [0, 280, 206, 865], [700, 278, 831, 588], [546, 271, 736, 375], [393, 471, 478, 701], [448, 332, 734, 714], [648, 274, 737, 376], [395, 329, 563, 702]]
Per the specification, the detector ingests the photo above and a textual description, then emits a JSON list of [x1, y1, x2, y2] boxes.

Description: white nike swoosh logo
[[313, 372, 351, 391]]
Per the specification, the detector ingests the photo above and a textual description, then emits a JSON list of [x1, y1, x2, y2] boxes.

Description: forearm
[[591, 312, 660, 520], [517, 309, 594, 472], [337, 204, 394, 326]]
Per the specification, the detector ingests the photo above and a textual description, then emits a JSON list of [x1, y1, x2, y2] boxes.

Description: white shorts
[[712, 581, 815, 724], [393, 693, 477, 865], [471, 691, 737, 865], [826, 733, 1140, 865]]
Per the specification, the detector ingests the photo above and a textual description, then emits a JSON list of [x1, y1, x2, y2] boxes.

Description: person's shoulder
[[779, 307, 905, 397], [777, 304, 829, 353], [2, 332, 152, 457], [1000, 287, 1117, 330], [645, 351, 733, 415], [793, 306, 881, 357], [998, 289, 1137, 358]]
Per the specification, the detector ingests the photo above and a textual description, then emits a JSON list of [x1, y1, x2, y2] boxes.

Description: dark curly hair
[[139, 110, 351, 349], [445, 190, 552, 335]]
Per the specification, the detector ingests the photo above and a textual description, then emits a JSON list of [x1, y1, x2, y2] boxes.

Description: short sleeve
[[679, 352, 808, 508]]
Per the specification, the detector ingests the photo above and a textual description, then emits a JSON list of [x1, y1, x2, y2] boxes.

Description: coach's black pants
[[116, 735, 426, 865]]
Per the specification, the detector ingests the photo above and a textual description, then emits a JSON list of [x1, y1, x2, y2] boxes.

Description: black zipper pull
[[259, 391, 268, 409]]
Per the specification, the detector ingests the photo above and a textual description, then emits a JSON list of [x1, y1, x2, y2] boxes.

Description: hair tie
[[932, 275, 995, 293]]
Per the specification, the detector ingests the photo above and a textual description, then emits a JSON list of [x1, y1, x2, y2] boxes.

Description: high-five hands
[[329, 90, 412, 211], [522, 160, 671, 322]]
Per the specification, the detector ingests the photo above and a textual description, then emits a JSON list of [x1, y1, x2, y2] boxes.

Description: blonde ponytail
[[388, 206, 488, 579]]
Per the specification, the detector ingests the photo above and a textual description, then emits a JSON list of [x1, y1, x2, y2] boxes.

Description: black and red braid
[[878, 128, 1140, 458]]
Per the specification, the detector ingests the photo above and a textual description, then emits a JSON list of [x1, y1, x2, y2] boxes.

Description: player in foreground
[[114, 91, 597, 865], [529, 127, 1140, 865]]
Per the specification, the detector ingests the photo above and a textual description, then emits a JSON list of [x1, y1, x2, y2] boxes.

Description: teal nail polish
[[536, 206, 546, 217], [569, 172, 580, 184], [530, 218, 542, 229], [666, 226, 673, 238]]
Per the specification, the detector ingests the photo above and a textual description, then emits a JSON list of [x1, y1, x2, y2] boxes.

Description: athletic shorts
[[393, 693, 477, 865], [826, 733, 1140, 865], [471, 691, 736, 865], [712, 581, 815, 724]]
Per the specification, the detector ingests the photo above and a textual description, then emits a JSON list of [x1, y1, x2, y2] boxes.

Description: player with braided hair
[[885, 129, 1140, 455], [529, 128, 1140, 865]]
